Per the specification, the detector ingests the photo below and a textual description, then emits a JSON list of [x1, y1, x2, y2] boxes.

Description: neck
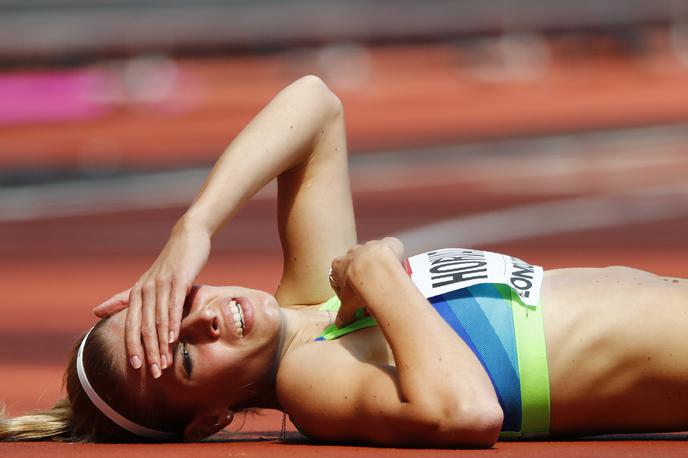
[[243, 306, 329, 410]]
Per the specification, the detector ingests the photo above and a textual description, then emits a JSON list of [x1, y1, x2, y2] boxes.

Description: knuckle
[[346, 244, 360, 255], [383, 236, 400, 245]]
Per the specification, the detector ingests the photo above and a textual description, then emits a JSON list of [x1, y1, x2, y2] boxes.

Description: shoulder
[[276, 340, 358, 411], [274, 338, 501, 447], [275, 340, 398, 443]]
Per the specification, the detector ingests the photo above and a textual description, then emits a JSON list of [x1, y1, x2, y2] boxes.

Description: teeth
[[229, 300, 245, 337]]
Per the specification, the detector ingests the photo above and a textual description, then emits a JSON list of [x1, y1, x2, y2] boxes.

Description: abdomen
[[542, 267, 688, 435]]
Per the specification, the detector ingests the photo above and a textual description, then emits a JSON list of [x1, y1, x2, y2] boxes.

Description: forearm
[[183, 75, 342, 237], [348, 249, 502, 430]]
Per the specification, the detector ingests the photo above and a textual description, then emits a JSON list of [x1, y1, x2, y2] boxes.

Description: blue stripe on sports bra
[[429, 283, 522, 432]]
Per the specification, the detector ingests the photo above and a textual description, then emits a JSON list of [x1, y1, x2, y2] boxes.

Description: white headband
[[76, 326, 176, 440]]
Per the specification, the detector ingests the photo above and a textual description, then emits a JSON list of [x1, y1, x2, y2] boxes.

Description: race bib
[[406, 248, 543, 307]]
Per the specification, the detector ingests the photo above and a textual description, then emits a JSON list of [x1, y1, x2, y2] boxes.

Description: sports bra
[[314, 248, 550, 438]]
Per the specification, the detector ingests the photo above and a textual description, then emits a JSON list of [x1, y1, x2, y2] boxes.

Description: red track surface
[[2, 44, 688, 456]]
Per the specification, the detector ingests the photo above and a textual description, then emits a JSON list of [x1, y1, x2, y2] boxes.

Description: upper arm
[[277, 345, 502, 448], [274, 77, 357, 306]]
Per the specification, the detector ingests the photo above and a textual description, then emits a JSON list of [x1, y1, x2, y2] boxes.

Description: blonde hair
[[0, 399, 71, 441], [0, 319, 184, 442]]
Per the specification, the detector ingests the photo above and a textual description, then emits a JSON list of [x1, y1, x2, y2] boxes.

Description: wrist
[[347, 246, 405, 297], [175, 211, 213, 240]]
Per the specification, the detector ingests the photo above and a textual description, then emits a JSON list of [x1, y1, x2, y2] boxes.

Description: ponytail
[[1, 319, 185, 443], [0, 399, 72, 441]]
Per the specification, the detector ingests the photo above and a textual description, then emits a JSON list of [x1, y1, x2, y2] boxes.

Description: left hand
[[329, 237, 405, 327]]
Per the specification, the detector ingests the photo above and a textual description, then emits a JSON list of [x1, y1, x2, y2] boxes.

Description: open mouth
[[229, 299, 245, 337]]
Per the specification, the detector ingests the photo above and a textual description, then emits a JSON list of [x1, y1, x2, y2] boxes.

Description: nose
[[180, 306, 221, 342]]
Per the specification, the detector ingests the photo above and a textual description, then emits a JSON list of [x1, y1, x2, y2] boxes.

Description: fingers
[[334, 282, 363, 328], [328, 267, 340, 296], [125, 286, 144, 370], [140, 283, 162, 379], [168, 281, 189, 344], [124, 278, 185, 379], [330, 253, 363, 328], [330, 245, 357, 292], [155, 279, 171, 370], [330, 238, 404, 328]]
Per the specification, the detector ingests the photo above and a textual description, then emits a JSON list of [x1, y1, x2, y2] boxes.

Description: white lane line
[[1, 123, 687, 222], [393, 183, 688, 253]]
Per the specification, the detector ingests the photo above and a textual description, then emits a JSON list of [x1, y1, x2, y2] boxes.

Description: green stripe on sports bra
[[316, 297, 377, 341]]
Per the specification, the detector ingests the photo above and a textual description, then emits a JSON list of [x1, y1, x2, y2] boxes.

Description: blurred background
[[2, 0, 688, 430]]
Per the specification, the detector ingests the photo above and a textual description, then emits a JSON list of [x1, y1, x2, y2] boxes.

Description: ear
[[183, 408, 234, 442]]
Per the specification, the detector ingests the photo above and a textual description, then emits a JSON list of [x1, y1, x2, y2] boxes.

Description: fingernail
[[151, 363, 161, 379], [160, 354, 168, 369], [130, 355, 142, 369], [169, 331, 175, 344]]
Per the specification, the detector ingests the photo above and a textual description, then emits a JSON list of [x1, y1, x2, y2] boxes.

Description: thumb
[[93, 299, 129, 318], [334, 286, 363, 328], [334, 309, 354, 328], [93, 289, 131, 317]]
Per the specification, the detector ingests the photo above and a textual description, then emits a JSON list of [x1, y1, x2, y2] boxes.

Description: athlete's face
[[103, 285, 283, 435]]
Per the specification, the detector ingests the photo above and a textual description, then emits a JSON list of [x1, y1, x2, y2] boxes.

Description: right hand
[[124, 217, 211, 377]]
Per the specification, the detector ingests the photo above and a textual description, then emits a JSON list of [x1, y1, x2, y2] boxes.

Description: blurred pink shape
[[0, 71, 110, 125]]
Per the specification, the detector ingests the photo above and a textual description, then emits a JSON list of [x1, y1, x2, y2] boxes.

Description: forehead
[[100, 310, 156, 400], [101, 310, 128, 377], [100, 310, 194, 415], [98, 311, 192, 431]]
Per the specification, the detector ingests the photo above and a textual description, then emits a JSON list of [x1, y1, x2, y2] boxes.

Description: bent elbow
[[293, 75, 343, 116], [422, 400, 502, 448], [446, 403, 503, 448], [406, 401, 503, 448]]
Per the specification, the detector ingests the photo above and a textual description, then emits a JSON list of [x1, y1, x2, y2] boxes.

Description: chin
[[259, 293, 281, 326]]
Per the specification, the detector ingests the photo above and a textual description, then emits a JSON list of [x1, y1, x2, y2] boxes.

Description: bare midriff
[[542, 266, 688, 435]]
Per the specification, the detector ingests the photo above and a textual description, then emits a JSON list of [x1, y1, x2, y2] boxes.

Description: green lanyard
[[315, 297, 378, 341]]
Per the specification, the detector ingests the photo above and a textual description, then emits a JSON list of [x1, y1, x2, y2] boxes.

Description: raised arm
[[278, 239, 503, 447], [98, 76, 357, 377], [185, 74, 356, 306]]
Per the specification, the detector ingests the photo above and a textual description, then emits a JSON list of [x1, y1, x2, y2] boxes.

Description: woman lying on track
[[2, 76, 688, 447]]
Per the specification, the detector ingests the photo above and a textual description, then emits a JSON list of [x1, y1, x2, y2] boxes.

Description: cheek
[[201, 345, 243, 380]]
